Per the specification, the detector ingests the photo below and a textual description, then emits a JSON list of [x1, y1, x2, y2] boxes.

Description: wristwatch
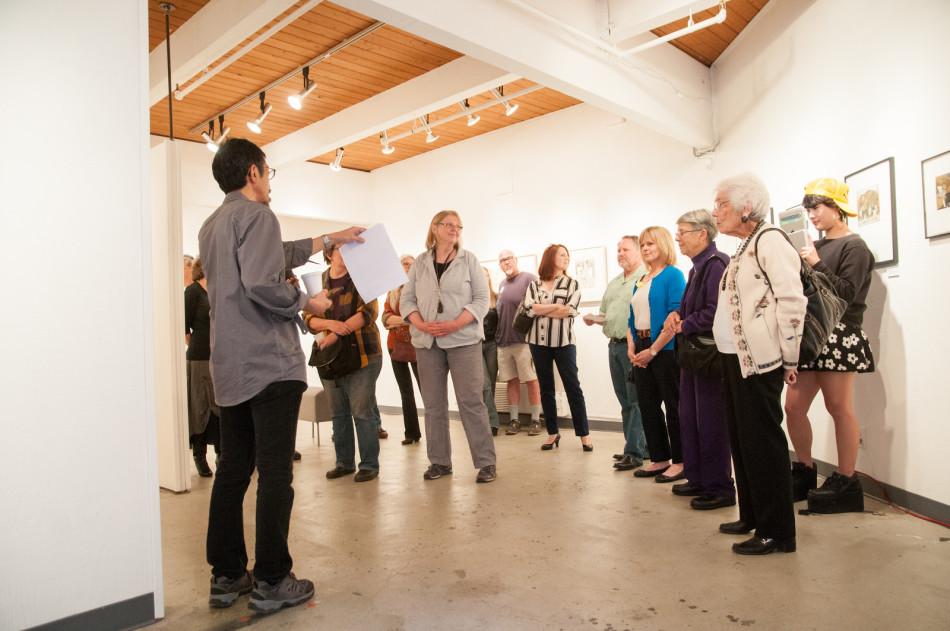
[[322, 234, 332, 250], [649, 348, 657, 357]]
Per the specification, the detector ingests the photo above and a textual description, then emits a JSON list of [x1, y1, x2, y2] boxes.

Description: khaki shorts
[[497, 343, 537, 382]]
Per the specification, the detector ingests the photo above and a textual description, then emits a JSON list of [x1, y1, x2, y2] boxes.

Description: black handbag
[[754, 229, 847, 366], [309, 334, 362, 380], [676, 334, 721, 376], [512, 302, 534, 337]]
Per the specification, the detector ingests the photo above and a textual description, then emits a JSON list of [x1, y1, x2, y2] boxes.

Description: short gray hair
[[676, 209, 718, 242], [715, 173, 770, 222]]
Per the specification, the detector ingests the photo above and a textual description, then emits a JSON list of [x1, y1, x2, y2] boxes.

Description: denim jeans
[[482, 340, 500, 429], [207, 379, 306, 583], [608, 341, 648, 459], [529, 344, 589, 436], [322, 357, 382, 471]]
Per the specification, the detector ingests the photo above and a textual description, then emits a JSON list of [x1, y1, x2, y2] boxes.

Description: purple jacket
[[678, 243, 729, 337]]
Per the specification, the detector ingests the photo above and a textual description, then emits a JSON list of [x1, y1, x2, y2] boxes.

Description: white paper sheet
[[339, 223, 407, 302]]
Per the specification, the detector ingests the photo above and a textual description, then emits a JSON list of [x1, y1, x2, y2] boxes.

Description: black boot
[[807, 472, 864, 513], [791, 461, 817, 502], [194, 452, 213, 477]]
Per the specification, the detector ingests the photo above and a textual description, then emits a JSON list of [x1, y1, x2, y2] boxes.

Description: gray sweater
[[400, 248, 488, 349]]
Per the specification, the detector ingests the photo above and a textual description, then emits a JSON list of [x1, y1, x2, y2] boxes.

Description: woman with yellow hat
[[784, 178, 875, 514]]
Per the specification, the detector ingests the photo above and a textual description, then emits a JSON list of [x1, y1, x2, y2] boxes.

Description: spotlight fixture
[[420, 116, 438, 144], [380, 131, 395, 155], [459, 99, 480, 127], [200, 118, 231, 153], [247, 92, 272, 134], [491, 87, 518, 116], [288, 67, 317, 110], [329, 147, 344, 172]]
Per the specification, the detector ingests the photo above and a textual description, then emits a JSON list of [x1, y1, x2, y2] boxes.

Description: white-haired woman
[[664, 209, 734, 510], [401, 211, 497, 484], [710, 174, 806, 556]]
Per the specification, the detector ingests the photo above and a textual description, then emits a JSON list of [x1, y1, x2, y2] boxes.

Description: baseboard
[[807, 456, 950, 525], [26, 593, 155, 631]]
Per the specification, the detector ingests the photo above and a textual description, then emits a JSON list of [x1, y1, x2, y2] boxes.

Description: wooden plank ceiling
[[651, 0, 769, 67], [149, 0, 763, 171]]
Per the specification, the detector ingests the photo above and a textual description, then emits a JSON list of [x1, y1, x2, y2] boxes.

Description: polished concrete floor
[[157, 413, 950, 630]]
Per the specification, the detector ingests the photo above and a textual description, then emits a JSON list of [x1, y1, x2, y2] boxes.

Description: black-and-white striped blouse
[[523, 276, 581, 347]]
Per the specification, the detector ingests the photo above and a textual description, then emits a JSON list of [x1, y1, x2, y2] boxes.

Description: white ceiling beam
[[334, 0, 714, 148], [263, 55, 518, 168], [606, 0, 723, 45], [149, 0, 301, 107]]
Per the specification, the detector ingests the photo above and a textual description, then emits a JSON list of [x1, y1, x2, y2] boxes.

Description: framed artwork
[[921, 149, 950, 239], [844, 157, 898, 267], [568, 246, 607, 303]]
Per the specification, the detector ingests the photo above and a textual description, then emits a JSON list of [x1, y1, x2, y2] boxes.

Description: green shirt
[[599, 267, 645, 340]]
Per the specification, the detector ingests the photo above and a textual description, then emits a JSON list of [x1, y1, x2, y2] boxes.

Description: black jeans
[[633, 338, 682, 463], [206, 380, 306, 583], [529, 344, 589, 436], [722, 355, 795, 540], [391, 359, 421, 440]]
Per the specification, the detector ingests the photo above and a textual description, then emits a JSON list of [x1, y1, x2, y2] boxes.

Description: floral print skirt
[[799, 321, 875, 373]]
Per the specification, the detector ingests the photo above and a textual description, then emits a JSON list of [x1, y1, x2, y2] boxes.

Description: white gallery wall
[[0, 0, 163, 629]]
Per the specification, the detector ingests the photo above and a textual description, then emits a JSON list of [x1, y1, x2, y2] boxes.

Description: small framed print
[[568, 246, 608, 304], [844, 157, 898, 267], [921, 149, 950, 239]]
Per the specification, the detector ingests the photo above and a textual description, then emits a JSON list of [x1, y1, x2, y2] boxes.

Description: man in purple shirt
[[200, 138, 363, 613], [496, 250, 542, 435]]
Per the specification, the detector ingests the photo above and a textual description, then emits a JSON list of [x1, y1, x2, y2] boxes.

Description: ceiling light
[[420, 116, 438, 144], [329, 147, 344, 172], [459, 99, 480, 127], [247, 92, 272, 134], [288, 67, 316, 110], [201, 120, 230, 153], [380, 131, 395, 155], [491, 88, 518, 117]]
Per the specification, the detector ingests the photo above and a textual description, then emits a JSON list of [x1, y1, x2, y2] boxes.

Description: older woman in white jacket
[[401, 210, 497, 484], [710, 173, 807, 556]]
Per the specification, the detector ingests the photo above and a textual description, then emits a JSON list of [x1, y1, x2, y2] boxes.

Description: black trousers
[[722, 355, 795, 540], [633, 338, 682, 463], [206, 380, 306, 583], [391, 359, 421, 440]]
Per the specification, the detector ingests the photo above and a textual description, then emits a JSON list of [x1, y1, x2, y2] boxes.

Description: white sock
[[509, 402, 519, 424], [531, 404, 541, 422]]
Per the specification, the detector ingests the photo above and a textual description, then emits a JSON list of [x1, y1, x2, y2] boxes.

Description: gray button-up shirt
[[400, 248, 488, 349], [198, 191, 312, 406]]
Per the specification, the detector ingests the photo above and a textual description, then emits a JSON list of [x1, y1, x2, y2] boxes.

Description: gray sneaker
[[248, 572, 315, 614], [476, 465, 497, 483], [209, 571, 252, 608], [527, 421, 542, 436], [423, 464, 453, 480]]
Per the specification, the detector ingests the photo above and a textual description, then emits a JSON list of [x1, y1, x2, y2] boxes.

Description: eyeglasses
[[251, 165, 277, 180], [676, 229, 703, 238], [499, 256, 514, 264], [438, 222, 463, 231]]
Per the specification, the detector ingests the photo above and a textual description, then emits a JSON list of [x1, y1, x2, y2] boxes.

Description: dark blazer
[[679, 243, 729, 337]]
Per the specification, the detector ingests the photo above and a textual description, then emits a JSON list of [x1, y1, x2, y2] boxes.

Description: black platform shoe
[[807, 472, 864, 513]]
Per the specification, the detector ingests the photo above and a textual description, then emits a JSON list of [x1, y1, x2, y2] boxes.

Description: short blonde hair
[[425, 210, 462, 250], [639, 226, 677, 269]]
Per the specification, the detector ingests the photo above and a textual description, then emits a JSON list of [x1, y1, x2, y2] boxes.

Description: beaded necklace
[[721, 220, 764, 292]]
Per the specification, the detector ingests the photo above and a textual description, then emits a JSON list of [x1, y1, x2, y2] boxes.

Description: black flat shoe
[[491, 427, 498, 436], [691, 495, 736, 511], [655, 470, 685, 483], [732, 536, 796, 555], [401, 437, 420, 445], [325, 466, 356, 479], [612, 453, 624, 461], [671, 483, 703, 496], [582, 441, 593, 452], [633, 465, 670, 478], [293, 451, 302, 461], [719, 520, 755, 535], [613, 455, 643, 471], [540, 434, 561, 450]]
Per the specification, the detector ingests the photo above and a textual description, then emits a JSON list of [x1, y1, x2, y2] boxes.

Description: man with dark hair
[[200, 138, 364, 613]]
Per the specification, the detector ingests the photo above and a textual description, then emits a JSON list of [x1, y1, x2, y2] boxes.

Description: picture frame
[[921, 149, 950, 239], [568, 246, 607, 304], [844, 157, 898, 267]]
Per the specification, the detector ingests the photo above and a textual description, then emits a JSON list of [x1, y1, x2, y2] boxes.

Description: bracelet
[[322, 234, 332, 250], [649, 347, 657, 357]]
